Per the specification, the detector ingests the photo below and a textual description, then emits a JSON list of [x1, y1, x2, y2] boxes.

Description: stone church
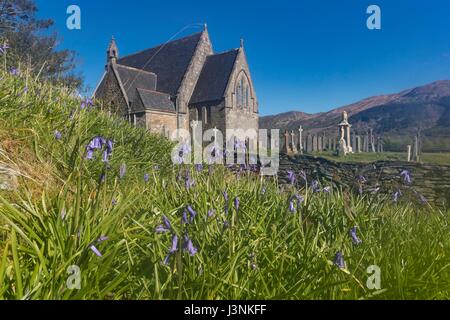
[[94, 26, 259, 138]]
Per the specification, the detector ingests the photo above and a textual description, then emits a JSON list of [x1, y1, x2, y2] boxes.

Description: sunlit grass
[[0, 69, 449, 300]]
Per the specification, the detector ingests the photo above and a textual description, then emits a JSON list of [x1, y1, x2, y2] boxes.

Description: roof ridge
[[115, 63, 157, 75], [137, 88, 170, 96], [119, 31, 204, 61], [208, 48, 239, 57]]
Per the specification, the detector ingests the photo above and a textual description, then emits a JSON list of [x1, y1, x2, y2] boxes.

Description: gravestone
[[291, 131, 297, 153], [307, 135, 313, 153], [284, 130, 292, 154], [298, 126, 304, 154], [318, 136, 322, 152], [313, 135, 318, 152], [356, 136, 362, 153], [407, 145, 412, 162]]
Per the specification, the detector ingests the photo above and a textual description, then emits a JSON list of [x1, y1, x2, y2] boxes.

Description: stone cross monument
[[337, 111, 353, 156], [298, 126, 304, 154]]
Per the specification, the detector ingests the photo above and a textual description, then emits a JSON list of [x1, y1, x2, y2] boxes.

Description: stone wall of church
[[146, 111, 177, 136], [94, 68, 129, 118], [223, 48, 259, 144], [177, 31, 213, 131]]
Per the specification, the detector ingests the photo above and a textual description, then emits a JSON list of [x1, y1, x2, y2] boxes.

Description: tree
[[0, 0, 82, 89]]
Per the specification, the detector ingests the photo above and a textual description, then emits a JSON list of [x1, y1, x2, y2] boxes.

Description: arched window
[[235, 72, 251, 109]]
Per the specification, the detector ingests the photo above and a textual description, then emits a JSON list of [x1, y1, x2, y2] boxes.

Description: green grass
[[0, 69, 449, 300], [316, 151, 450, 165]]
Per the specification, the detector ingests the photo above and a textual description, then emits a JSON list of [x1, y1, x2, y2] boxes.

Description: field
[[0, 70, 449, 300], [316, 151, 450, 165]]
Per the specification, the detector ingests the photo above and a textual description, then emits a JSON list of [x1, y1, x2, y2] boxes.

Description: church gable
[[189, 49, 239, 105]]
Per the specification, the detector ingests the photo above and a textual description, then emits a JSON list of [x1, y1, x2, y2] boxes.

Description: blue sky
[[35, 0, 450, 116]]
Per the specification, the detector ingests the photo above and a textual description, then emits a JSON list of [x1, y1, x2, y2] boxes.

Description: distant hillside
[[260, 81, 450, 152]]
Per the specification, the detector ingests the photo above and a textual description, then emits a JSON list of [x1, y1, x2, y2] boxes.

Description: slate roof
[[135, 88, 175, 113], [114, 64, 157, 103], [117, 32, 203, 96], [190, 49, 239, 105]]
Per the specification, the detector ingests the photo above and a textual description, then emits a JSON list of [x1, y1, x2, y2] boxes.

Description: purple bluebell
[[195, 164, 203, 172], [89, 245, 103, 257], [208, 209, 215, 218], [234, 197, 240, 212], [170, 235, 179, 253], [187, 206, 197, 223], [400, 170, 412, 185], [0, 43, 9, 55], [54, 130, 62, 140], [183, 234, 198, 256], [358, 176, 367, 184], [311, 180, 321, 193], [144, 173, 150, 182], [156, 225, 170, 233], [112, 199, 117, 206], [287, 170, 296, 185], [393, 189, 402, 202], [294, 194, 305, 205], [349, 227, 362, 245], [323, 186, 331, 193], [182, 210, 188, 224], [333, 251, 346, 269], [10, 68, 19, 76], [119, 163, 126, 179], [289, 201, 296, 213]]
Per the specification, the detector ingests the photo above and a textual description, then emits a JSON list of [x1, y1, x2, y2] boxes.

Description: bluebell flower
[[349, 227, 362, 245], [0, 43, 9, 55], [183, 234, 198, 256], [287, 170, 296, 185], [333, 251, 346, 269], [182, 210, 188, 224], [10, 68, 19, 76], [187, 206, 197, 223], [208, 209, 215, 218], [144, 173, 150, 182], [400, 170, 412, 185], [323, 186, 331, 193], [311, 180, 321, 193], [170, 235, 179, 253], [393, 189, 402, 202], [289, 201, 296, 213], [234, 197, 240, 212], [54, 130, 62, 140], [195, 164, 203, 172]]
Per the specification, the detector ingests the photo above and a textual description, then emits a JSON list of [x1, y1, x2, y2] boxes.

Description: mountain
[[259, 81, 450, 151]]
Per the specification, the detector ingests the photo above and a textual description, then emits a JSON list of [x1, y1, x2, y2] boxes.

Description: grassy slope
[[0, 70, 449, 300]]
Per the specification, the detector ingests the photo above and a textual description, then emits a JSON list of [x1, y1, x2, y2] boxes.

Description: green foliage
[[0, 70, 449, 300], [0, 0, 82, 90]]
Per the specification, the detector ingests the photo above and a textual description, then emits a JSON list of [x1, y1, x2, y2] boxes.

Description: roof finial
[[240, 38, 244, 48]]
